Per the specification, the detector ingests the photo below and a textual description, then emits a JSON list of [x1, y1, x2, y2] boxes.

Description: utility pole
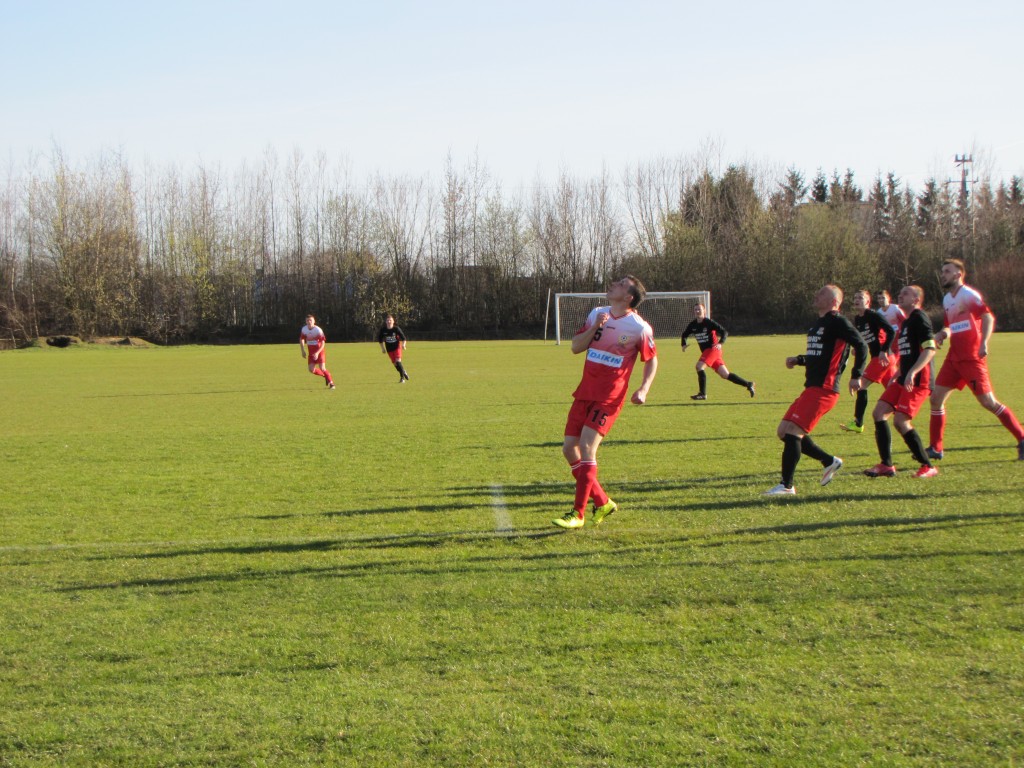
[[952, 154, 973, 202], [947, 154, 975, 264]]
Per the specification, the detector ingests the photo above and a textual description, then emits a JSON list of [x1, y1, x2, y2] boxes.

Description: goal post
[[552, 291, 711, 344]]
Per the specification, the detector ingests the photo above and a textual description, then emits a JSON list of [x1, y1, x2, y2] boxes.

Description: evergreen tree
[[810, 170, 828, 203]]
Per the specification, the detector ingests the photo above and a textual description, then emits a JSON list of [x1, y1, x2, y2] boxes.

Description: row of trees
[[2, 147, 1023, 346]]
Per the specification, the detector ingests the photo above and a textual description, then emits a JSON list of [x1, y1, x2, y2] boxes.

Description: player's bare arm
[[631, 356, 658, 405], [904, 348, 936, 392], [979, 312, 994, 358], [571, 312, 609, 355]]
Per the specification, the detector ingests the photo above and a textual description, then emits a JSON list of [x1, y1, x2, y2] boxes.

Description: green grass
[[1, 336, 1022, 767]]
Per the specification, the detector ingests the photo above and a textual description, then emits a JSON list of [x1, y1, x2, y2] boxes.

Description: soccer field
[[2, 337, 1023, 766]]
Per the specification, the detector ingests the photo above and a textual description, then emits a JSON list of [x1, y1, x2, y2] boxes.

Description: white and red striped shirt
[[943, 284, 991, 361], [300, 324, 326, 351], [572, 306, 656, 406]]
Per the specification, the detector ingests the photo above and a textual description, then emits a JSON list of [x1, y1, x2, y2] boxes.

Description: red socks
[[570, 461, 608, 516], [995, 405, 1024, 441], [929, 409, 945, 452]]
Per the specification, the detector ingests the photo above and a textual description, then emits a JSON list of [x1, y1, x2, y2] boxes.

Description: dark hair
[[943, 258, 966, 277], [624, 274, 646, 308]]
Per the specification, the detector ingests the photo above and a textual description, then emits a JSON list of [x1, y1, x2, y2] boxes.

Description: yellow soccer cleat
[[592, 499, 618, 526], [552, 511, 585, 529]]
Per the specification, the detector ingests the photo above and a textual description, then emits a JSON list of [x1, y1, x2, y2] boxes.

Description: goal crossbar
[[551, 291, 711, 344]]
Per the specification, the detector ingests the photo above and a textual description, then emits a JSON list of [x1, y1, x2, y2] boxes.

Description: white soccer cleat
[[763, 483, 796, 496], [821, 457, 843, 486]]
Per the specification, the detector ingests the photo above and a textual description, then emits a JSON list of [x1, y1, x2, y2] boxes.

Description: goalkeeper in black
[[765, 285, 868, 496], [681, 303, 755, 400]]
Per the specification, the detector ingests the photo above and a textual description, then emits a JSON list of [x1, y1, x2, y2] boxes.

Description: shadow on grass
[[521, 434, 772, 449], [645, 400, 783, 409], [56, 537, 1024, 595], [56, 501, 1024, 594], [84, 388, 291, 398]]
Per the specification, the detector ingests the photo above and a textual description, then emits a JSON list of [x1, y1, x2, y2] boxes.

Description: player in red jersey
[[764, 285, 868, 496], [299, 314, 336, 390], [554, 275, 658, 529], [928, 259, 1024, 461], [875, 289, 907, 341], [864, 285, 939, 478]]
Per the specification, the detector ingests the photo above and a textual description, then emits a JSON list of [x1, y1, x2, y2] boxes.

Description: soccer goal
[[548, 291, 711, 344]]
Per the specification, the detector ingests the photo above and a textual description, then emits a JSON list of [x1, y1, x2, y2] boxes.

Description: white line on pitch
[[490, 484, 514, 532]]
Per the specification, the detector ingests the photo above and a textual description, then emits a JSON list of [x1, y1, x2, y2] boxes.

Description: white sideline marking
[[490, 484, 514, 532]]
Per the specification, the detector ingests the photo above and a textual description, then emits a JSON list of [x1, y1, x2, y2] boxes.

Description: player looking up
[[875, 289, 907, 340], [864, 285, 938, 478], [840, 290, 896, 433], [377, 314, 410, 383], [928, 258, 1024, 461], [764, 285, 868, 496], [299, 314, 335, 390], [555, 275, 658, 529], [680, 303, 755, 400]]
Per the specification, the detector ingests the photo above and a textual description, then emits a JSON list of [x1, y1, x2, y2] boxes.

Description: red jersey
[[943, 284, 990, 361], [571, 306, 657, 406], [879, 303, 906, 339], [300, 324, 326, 352]]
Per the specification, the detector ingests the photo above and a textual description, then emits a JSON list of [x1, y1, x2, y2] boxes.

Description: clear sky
[[4, 0, 1022, 193]]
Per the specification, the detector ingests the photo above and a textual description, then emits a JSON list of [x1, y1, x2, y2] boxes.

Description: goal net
[[549, 291, 711, 344]]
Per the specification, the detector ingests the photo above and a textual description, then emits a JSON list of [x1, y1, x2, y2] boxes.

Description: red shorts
[[782, 386, 840, 434], [878, 379, 930, 418], [565, 399, 623, 438], [935, 356, 991, 395], [387, 349, 403, 363], [308, 349, 325, 366], [863, 355, 897, 385], [699, 347, 725, 371]]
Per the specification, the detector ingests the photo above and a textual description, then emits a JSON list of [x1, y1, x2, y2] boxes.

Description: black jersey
[[681, 318, 727, 351], [377, 325, 406, 351], [854, 309, 894, 358], [798, 311, 868, 392], [895, 308, 935, 387]]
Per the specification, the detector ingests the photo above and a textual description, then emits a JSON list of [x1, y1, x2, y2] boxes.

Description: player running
[[764, 285, 868, 496], [554, 275, 658, 529], [928, 258, 1024, 461], [681, 303, 755, 400], [840, 290, 896, 433], [864, 285, 938, 478], [299, 314, 335, 390], [377, 314, 410, 383]]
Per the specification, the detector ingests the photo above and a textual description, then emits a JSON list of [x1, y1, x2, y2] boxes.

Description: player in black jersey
[[765, 285, 868, 496], [864, 285, 938, 478], [681, 304, 755, 400], [377, 314, 410, 383], [839, 290, 896, 433]]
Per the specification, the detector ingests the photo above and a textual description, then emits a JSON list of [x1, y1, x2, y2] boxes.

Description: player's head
[[941, 259, 966, 288], [815, 284, 843, 314], [305, 314, 316, 327], [853, 290, 870, 313], [622, 274, 646, 308], [874, 289, 891, 307], [384, 313, 395, 328], [898, 285, 924, 310], [693, 303, 706, 319]]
